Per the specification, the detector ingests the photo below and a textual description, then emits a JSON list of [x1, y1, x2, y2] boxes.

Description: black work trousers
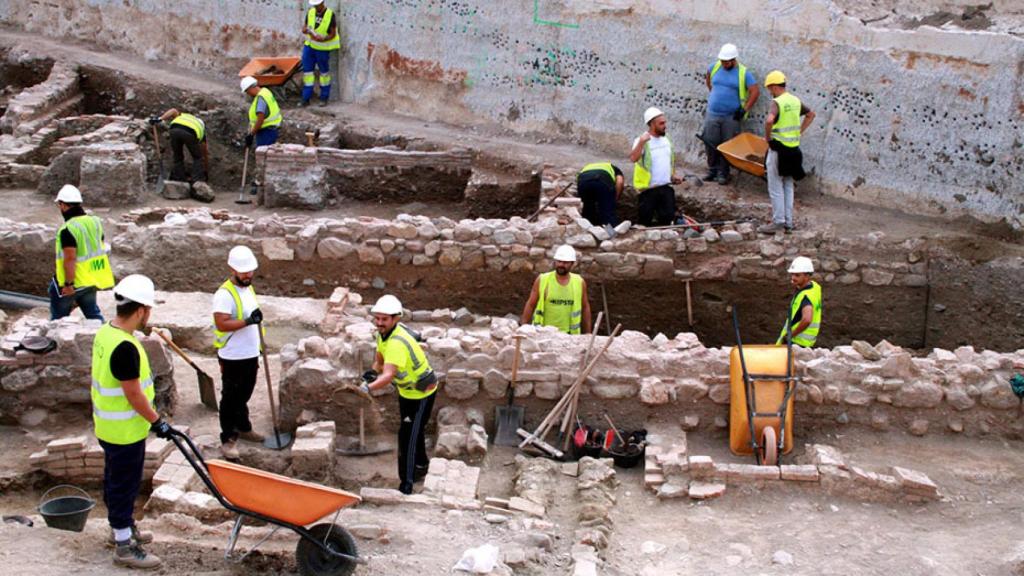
[[219, 356, 259, 444], [397, 392, 436, 494], [637, 184, 676, 226], [100, 438, 146, 530], [578, 172, 618, 226], [169, 126, 205, 183]]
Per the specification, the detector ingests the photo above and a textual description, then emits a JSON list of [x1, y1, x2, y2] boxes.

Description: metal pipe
[[0, 290, 49, 310]]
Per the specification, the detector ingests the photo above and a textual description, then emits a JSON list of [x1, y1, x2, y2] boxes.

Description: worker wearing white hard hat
[[50, 184, 115, 322], [212, 245, 267, 460], [777, 256, 823, 348], [363, 294, 438, 494], [93, 273, 169, 569], [240, 74, 282, 151], [521, 244, 593, 335], [629, 106, 683, 227], [703, 42, 760, 185], [300, 0, 340, 107]]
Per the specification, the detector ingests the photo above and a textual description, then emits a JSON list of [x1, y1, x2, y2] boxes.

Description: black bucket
[[38, 485, 95, 532], [607, 444, 645, 469]]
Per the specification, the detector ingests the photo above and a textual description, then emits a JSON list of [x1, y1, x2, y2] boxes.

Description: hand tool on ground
[[527, 181, 574, 222], [151, 124, 166, 195], [154, 328, 217, 410], [235, 145, 252, 205], [495, 334, 525, 446], [637, 216, 756, 231], [336, 355, 392, 456], [603, 413, 626, 446], [600, 283, 612, 336], [560, 312, 602, 452], [257, 324, 292, 449]]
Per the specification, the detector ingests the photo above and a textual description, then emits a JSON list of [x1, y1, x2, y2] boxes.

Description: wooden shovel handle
[[153, 329, 199, 370]]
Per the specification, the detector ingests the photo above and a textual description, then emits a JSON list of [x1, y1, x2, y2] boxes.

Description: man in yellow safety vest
[[301, 0, 341, 107], [520, 245, 593, 335], [241, 76, 283, 149], [360, 295, 438, 494], [150, 108, 209, 185], [758, 70, 815, 235], [91, 274, 172, 569], [577, 162, 624, 229], [50, 184, 114, 321], [703, 43, 760, 185], [629, 107, 683, 226], [777, 256, 823, 348]]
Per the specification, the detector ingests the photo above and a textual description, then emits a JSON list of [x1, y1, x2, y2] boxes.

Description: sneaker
[[221, 440, 240, 460], [238, 430, 265, 443], [757, 223, 784, 234], [784, 225, 795, 234], [113, 543, 162, 570], [702, 173, 717, 182], [107, 526, 153, 547]]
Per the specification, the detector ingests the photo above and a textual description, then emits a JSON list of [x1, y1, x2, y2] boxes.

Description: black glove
[[244, 133, 254, 148], [245, 308, 263, 325], [361, 370, 378, 384], [151, 418, 173, 439], [148, 115, 162, 126], [733, 108, 746, 121]]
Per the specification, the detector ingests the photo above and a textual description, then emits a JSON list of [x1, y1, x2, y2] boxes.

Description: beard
[[556, 266, 570, 276], [233, 274, 252, 287]]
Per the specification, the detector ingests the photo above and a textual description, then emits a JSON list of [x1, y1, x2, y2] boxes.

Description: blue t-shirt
[[707, 63, 756, 117]]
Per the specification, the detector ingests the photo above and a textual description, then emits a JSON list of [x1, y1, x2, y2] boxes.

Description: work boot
[[702, 172, 717, 182], [413, 464, 429, 482], [398, 482, 413, 495], [757, 222, 784, 234], [221, 440, 240, 460], [300, 100, 311, 108], [318, 99, 328, 107], [113, 542, 162, 570], [784, 224, 795, 234], [107, 526, 154, 547], [238, 430, 265, 443]]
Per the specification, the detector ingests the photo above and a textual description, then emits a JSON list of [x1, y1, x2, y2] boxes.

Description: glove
[[244, 133, 254, 148], [733, 108, 746, 121], [245, 308, 263, 326], [148, 115, 162, 125], [359, 383, 371, 395], [151, 418, 173, 439], [361, 370, 378, 384]]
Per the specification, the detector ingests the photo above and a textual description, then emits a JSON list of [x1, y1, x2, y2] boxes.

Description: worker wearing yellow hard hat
[[758, 71, 816, 235]]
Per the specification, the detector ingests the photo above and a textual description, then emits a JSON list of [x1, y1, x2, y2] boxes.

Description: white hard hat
[[553, 245, 577, 263], [114, 274, 156, 307], [718, 43, 739, 60], [787, 256, 814, 274], [309, 0, 324, 5], [371, 295, 403, 316], [55, 184, 83, 204], [240, 76, 258, 92], [643, 107, 665, 125], [228, 245, 259, 273]]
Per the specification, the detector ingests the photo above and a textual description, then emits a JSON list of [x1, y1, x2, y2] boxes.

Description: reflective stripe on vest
[[376, 324, 436, 400], [532, 271, 584, 335], [709, 61, 748, 116], [55, 215, 115, 290], [170, 113, 206, 141], [778, 280, 823, 348], [91, 323, 154, 445], [304, 7, 341, 51], [579, 162, 616, 183], [771, 92, 802, 148], [212, 279, 264, 350], [633, 136, 673, 191], [248, 88, 282, 131]]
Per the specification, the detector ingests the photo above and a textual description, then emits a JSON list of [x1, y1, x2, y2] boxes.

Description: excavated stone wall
[[1, 1, 1021, 227]]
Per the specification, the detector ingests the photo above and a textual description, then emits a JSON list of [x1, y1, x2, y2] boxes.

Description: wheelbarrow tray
[[238, 57, 302, 87], [207, 459, 361, 526], [718, 132, 768, 178], [728, 345, 795, 456]]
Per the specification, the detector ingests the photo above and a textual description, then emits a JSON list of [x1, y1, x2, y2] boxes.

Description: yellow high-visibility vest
[[579, 162, 616, 182], [170, 113, 206, 141], [304, 7, 341, 51], [212, 279, 264, 350], [709, 61, 749, 118], [633, 136, 673, 191], [376, 323, 436, 400], [55, 215, 114, 290], [248, 88, 282, 131], [91, 323, 154, 445], [532, 271, 584, 335], [771, 92, 802, 148], [777, 280, 822, 347]]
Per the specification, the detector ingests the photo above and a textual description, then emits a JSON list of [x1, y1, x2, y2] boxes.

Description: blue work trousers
[[48, 279, 103, 321], [301, 45, 332, 103]]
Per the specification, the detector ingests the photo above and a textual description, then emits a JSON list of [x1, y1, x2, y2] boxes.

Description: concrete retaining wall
[[1, 0, 1022, 226]]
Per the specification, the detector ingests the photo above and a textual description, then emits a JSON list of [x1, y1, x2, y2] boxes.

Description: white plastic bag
[[452, 543, 500, 574]]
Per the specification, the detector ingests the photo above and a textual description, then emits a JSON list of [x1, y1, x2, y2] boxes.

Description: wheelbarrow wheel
[[760, 426, 778, 466], [296, 523, 358, 576]]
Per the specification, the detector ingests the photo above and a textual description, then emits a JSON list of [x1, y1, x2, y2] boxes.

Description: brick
[[688, 455, 714, 477], [170, 465, 198, 490], [644, 473, 666, 490], [508, 496, 545, 518], [891, 466, 939, 497], [803, 444, 845, 468], [146, 484, 184, 512], [152, 462, 178, 487], [359, 487, 407, 505], [688, 481, 726, 500], [144, 438, 171, 460], [47, 435, 88, 452], [440, 495, 482, 511], [729, 463, 781, 482], [780, 465, 820, 482]]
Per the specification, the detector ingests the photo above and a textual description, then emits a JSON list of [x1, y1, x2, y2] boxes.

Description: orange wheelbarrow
[[166, 428, 364, 575]]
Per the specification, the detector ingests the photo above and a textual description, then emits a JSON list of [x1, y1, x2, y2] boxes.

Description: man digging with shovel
[[360, 295, 438, 495]]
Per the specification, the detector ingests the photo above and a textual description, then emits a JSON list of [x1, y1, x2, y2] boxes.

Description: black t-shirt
[[110, 341, 141, 381], [578, 164, 623, 187], [788, 295, 813, 326], [58, 206, 87, 249]]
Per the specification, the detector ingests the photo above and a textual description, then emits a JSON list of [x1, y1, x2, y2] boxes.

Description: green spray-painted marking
[[533, 0, 579, 29]]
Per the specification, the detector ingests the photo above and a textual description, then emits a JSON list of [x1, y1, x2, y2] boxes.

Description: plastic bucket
[[38, 485, 95, 532], [607, 444, 644, 469]]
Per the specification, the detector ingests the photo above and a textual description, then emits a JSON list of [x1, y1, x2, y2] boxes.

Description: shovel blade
[[264, 431, 293, 450], [197, 370, 218, 411], [494, 405, 525, 446]]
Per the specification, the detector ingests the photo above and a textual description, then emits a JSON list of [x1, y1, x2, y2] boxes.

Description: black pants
[[638, 184, 676, 226], [578, 172, 617, 226], [219, 357, 259, 443], [397, 392, 436, 494], [100, 438, 146, 530], [169, 126, 205, 182]]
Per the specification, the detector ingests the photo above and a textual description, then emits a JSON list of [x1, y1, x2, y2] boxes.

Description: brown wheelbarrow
[[696, 132, 769, 179], [165, 427, 365, 575]]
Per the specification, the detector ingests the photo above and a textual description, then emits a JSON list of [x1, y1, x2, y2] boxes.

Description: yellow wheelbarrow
[[717, 132, 769, 179]]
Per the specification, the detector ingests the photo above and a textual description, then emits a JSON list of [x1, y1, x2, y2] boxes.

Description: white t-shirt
[[212, 284, 260, 360], [632, 135, 673, 187]]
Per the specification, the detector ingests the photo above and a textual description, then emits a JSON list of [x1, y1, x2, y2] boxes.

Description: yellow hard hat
[[764, 70, 786, 87]]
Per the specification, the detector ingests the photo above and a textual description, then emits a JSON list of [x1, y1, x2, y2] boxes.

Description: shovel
[[235, 145, 252, 205], [336, 355, 393, 456], [154, 329, 217, 411], [257, 323, 292, 449], [494, 335, 525, 446], [152, 125, 166, 195]]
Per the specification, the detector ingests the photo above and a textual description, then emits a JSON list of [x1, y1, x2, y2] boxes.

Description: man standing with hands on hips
[[629, 107, 683, 226]]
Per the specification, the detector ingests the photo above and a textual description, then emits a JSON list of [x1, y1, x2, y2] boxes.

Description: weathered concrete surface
[[1, 0, 1021, 226]]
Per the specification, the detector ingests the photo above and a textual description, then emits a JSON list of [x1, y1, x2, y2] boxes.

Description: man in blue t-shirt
[[703, 43, 760, 185]]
